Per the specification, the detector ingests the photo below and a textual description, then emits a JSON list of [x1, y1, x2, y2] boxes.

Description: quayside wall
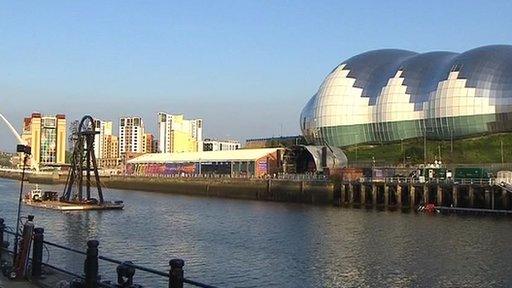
[[0, 170, 334, 205], [2, 169, 509, 212]]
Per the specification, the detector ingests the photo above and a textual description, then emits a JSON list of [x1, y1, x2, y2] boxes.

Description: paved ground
[[0, 274, 39, 288]]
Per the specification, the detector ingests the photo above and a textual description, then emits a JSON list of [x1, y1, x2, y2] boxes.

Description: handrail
[[98, 255, 169, 277], [343, 177, 496, 185], [98, 255, 217, 288], [43, 239, 87, 256]]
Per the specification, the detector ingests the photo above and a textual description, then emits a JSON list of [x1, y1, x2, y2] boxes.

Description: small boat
[[417, 203, 440, 214], [23, 185, 124, 211], [24, 185, 59, 202]]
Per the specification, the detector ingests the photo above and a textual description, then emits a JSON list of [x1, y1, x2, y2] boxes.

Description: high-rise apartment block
[[92, 119, 122, 168], [98, 134, 120, 168], [142, 133, 157, 153], [202, 139, 241, 151], [94, 120, 113, 159], [157, 113, 202, 153], [119, 117, 144, 155], [21, 113, 67, 166]]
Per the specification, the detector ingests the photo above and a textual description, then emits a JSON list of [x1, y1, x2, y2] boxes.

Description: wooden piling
[[437, 185, 443, 206], [348, 183, 354, 206], [360, 184, 366, 206], [492, 189, 495, 210], [503, 189, 509, 209], [396, 185, 402, 209], [469, 186, 475, 207], [453, 185, 459, 207], [484, 188, 491, 209], [340, 184, 346, 205], [345, 183, 354, 205], [372, 184, 377, 207], [410, 185, 416, 208], [384, 185, 389, 209]]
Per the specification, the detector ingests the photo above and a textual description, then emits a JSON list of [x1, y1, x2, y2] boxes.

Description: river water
[[0, 178, 511, 287]]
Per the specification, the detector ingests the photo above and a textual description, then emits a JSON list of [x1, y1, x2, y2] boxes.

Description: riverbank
[[0, 170, 334, 205]]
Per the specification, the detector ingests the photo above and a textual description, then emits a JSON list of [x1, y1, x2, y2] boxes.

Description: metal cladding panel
[[342, 49, 418, 105], [455, 46, 512, 103], [301, 45, 512, 147], [399, 51, 459, 111]]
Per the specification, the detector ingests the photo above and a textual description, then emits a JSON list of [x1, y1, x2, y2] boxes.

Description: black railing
[[0, 218, 217, 288]]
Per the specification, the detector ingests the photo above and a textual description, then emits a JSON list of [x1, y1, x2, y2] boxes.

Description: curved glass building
[[301, 45, 512, 147]]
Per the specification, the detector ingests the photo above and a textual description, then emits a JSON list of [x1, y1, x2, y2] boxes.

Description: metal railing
[[115, 172, 329, 182], [0, 218, 216, 288], [344, 177, 496, 186]]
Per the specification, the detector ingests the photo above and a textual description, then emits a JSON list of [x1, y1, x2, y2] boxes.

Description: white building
[[157, 112, 203, 153], [94, 120, 113, 159], [202, 139, 241, 151], [119, 116, 144, 154]]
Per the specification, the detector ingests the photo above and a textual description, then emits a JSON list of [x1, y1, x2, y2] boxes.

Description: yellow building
[[98, 134, 120, 168], [22, 113, 67, 167], [158, 113, 202, 153], [170, 130, 197, 153]]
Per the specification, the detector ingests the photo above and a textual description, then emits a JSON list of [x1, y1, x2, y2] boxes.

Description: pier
[[334, 178, 512, 213], [1, 168, 511, 213]]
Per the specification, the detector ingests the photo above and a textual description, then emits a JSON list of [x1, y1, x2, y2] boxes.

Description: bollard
[[84, 240, 99, 288], [32, 227, 44, 278], [117, 261, 136, 287], [169, 259, 184, 288]]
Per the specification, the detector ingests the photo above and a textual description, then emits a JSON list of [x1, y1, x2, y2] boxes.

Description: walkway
[[0, 275, 39, 288]]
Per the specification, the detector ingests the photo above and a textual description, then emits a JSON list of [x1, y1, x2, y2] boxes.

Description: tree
[[68, 120, 79, 148], [404, 146, 423, 164]]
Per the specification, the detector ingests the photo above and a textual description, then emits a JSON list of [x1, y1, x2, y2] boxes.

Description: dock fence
[[0, 218, 216, 288]]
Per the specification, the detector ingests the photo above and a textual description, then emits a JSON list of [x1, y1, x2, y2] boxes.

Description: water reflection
[[1, 178, 511, 287]]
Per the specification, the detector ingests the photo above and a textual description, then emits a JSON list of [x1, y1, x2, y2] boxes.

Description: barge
[[23, 185, 124, 211]]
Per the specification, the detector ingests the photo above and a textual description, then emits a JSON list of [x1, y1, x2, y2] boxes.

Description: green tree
[[404, 146, 423, 164]]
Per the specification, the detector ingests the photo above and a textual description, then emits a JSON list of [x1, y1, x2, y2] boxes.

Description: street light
[[13, 144, 31, 262]]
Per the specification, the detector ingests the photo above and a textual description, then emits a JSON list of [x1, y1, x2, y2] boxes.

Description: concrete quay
[[0, 170, 335, 205], [1, 169, 511, 212]]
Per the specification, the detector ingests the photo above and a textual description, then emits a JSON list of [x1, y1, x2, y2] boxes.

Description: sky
[[1, 0, 512, 152]]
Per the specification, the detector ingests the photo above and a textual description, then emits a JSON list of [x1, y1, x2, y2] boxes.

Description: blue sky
[[1, 0, 512, 151]]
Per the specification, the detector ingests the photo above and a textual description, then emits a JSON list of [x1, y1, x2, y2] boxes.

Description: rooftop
[[128, 148, 282, 164]]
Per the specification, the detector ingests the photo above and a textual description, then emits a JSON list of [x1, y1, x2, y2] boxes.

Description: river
[[0, 178, 511, 287]]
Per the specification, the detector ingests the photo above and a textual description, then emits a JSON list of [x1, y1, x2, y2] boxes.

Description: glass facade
[[40, 117, 57, 164], [301, 45, 512, 147]]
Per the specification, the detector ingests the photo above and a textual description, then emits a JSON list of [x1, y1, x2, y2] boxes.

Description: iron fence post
[[169, 259, 184, 288], [32, 227, 44, 278], [84, 240, 99, 288], [0, 218, 5, 259], [0, 218, 4, 246]]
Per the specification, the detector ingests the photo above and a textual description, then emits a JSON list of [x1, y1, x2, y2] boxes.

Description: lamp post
[[501, 139, 504, 164], [424, 129, 427, 164], [401, 138, 405, 165], [13, 144, 31, 262], [354, 134, 359, 165], [450, 130, 453, 154]]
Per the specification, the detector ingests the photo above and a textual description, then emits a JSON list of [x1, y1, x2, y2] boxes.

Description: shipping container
[[454, 167, 491, 179]]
